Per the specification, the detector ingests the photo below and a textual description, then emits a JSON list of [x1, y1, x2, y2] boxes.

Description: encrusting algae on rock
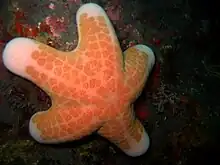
[[0, 140, 39, 164], [2, 3, 155, 157]]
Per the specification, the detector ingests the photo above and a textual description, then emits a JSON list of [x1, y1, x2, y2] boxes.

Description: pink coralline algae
[[44, 16, 68, 38], [47, 2, 56, 10], [105, 0, 122, 22], [106, 5, 121, 21]]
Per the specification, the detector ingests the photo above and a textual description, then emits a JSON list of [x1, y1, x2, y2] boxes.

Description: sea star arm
[[29, 105, 104, 143], [97, 46, 155, 157], [123, 45, 155, 97], [2, 3, 125, 98], [75, 3, 124, 75], [98, 106, 150, 157]]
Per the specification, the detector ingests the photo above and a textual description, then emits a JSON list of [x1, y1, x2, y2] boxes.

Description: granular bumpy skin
[[2, 3, 155, 157]]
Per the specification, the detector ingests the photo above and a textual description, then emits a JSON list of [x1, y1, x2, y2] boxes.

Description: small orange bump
[[98, 22, 107, 28], [109, 54, 117, 62], [104, 59, 113, 67], [62, 90, 71, 97], [94, 51, 101, 58], [77, 89, 87, 97], [120, 140, 130, 150], [84, 51, 91, 57], [108, 106, 118, 118], [44, 62, 53, 70], [74, 78, 80, 85], [89, 26, 102, 34], [102, 50, 110, 58], [26, 66, 39, 78], [49, 78, 57, 86], [53, 113, 59, 123], [54, 59, 63, 66], [71, 70, 78, 77], [76, 64, 83, 70], [83, 82, 89, 89], [69, 87, 76, 93], [101, 27, 110, 34], [87, 35, 97, 41], [99, 40, 107, 48], [31, 50, 40, 60], [54, 67, 62, 76], [62, 124, 70, 132], [46, 54, 55, 62], [68, 120, 76, 128], [63, 113, 72, 122], [83, 111, 93, 122], [83, 65, 95, 76], [80, 74, 87, 82], [58, 82, 66, 89], [56, 113, 65, 123], [63, 64, 71, 72], [89, 42, 99, 50], [49, 117, 57, 127], [98, 33, 107, 40], [95, 79, 101, 87], [58, 130, 67, 137], [97, 16, 106, 23], [45, 127, 53, 135], [89, 79, 96, 88], [80, 13, 88, 21], [96, 86, 108, 97], [36, 122, 44, 130], [103, 69, 113, 81], [53, 127, 59, 134], [26, 66, 35, 75], [106, 44, 115, 52], [104, 35, 112, 42], [86, 21, 95, 28], [67, 127, 74, 134], [106, 79, 116, 92], [37, 58, 46, 66], [77, 118, 86, 126], [71, 109, 81, 118], [42, 119, 50, 128], [62, 72, 71, 80], [88, 17, 95, 23], [39, 73, 48, 81], [51, 85, 61, 94]]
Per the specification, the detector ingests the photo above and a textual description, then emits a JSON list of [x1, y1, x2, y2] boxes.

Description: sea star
[[2, 3, 155, 157]]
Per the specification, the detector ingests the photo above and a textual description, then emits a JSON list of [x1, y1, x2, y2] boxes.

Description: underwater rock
[[0, 94, 15, 125]]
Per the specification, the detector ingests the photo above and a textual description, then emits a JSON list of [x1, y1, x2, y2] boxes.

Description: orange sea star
[[2, 3, 155, 157]]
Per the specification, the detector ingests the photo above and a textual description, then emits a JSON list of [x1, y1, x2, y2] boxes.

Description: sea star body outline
[[2, 3, 155, 157]]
